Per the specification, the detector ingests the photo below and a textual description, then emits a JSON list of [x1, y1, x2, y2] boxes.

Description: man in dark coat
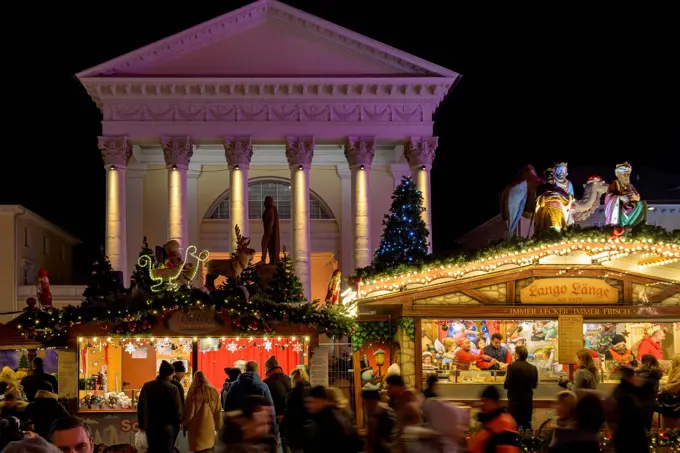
[[171, 361, 186, 406], [225, 361, 275, 411], [20, 357, 58, 402], [263, 356, 292, 421], [221, 367, 242, 411], [612, 366, 647, 453], [261, 196, 280, 264], [503, 345, 538, 431], [137, 360, 183, 453], [306, 386, 360, 453], [23, 381, 68, 439]]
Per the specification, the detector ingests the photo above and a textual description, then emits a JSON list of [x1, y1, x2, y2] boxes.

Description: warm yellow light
[[304, 336, 310, 341], [107, 337, 112, 342], [193, 337, 198, 342], [93, 337, 98, 342], [78, 338, 83, 342]]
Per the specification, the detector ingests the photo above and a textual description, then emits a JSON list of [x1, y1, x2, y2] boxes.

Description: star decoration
[[227, 342, 238, 353], [125, 342, 136, 354], [263, 339, 273, 352], [292, 342, 303, 353]]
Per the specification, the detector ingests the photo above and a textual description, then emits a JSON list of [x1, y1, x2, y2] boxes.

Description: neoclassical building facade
[[78, 0, 460, 302]]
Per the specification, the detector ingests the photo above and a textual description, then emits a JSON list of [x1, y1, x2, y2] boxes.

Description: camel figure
[[534, 176, 609, 234], [205, 225, 255, 289]]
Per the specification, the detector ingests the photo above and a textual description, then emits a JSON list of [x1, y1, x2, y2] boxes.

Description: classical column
[[344, 136, 375, 269], [126, 163, 147, 280], [162, 136, 193, 248], [286, 136, 314, 302], [187, 163, 202, 248], [405, 136, 437, 253], [98, 136, 132, 281], [224, 137, 253, 252], [336, 167, 353, 284]]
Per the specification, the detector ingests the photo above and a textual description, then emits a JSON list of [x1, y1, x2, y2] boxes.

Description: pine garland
[[356, 224, 680, 281]]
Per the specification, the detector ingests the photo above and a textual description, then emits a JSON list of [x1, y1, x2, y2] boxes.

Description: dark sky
[[5, 2, 679, 276]]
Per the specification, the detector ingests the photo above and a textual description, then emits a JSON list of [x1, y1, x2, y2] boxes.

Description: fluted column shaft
[[345, 136, 376, 269], [99, 136, 132, 281], [286, 136, 314, 302], [162, 136, 193, 248], [224, 137, 253, 253], [405, 137, 438, 253]]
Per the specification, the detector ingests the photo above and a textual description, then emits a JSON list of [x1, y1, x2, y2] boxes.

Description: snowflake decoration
[[292, 342, 303, 353], [263, 339, 273, 352], [125, 342, 137, 354], [181, 340, 192, 354], [227, 342, 238, 353]]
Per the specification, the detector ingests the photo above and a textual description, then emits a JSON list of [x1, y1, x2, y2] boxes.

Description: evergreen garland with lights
[[372, 176, 429, 271], [266, 249, 306, 303], [357, 224, 680, 281]]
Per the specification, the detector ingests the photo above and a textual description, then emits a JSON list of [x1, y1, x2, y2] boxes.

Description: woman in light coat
[[182, 371, 223, 452]]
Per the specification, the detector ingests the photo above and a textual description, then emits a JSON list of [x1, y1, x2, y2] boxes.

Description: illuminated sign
[[520, 278, 619, 304]]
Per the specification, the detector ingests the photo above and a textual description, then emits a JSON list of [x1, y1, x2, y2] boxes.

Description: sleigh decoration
[[138, 240, 210, 291]]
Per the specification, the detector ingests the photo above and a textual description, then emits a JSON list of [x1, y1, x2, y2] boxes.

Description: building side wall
[[16, 216, 75, 285]]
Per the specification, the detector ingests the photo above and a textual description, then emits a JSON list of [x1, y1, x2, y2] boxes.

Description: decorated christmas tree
[[266, 249, 306, 303], [129, 237, 155, 294], [82, 247, 123, 305], [372, 176, 429, 270], [18, 352, 29, 370]]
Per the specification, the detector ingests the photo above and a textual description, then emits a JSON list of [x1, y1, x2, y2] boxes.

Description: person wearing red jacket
[[637, 329, 665, 361]]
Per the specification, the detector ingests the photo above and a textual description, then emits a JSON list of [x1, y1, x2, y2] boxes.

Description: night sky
[[6, 2, 678, 278]]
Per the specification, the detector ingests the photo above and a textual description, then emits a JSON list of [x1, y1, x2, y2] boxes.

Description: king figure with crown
[[604, 162, 647, 227]]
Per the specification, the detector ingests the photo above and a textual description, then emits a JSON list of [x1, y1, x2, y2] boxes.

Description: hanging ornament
[[124, 342, 136, 354], [292, 342, 303, 353], [227, 342, 238, 353], [263, 339, 273, 352]]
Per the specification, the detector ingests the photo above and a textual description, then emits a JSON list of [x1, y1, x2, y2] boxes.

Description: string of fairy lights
[[344, 237, 679, 303]]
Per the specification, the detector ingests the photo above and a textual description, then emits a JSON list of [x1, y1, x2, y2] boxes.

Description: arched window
[[207, 180, 334, 220]]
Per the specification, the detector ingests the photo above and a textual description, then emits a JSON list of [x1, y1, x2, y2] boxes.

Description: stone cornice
[[80, 77, 454, 109], [76, 0, 459, 80]]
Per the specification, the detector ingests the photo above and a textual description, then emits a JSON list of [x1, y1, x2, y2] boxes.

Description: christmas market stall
[[12, 232, 355, 448], [346, 166, 680, 435]]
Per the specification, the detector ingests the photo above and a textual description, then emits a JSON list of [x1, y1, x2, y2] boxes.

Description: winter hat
[[480, 385, 501, 401], [3, 436, 62, 453], [172, 361, 187, 373], [611, 334, 626, 346], [264, 356, 279, 370], [158, 360, 174, 377], [225, 367, 241, 382]]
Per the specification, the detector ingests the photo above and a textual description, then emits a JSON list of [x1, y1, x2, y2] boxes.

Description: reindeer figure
[[206, 225, 255, 289]]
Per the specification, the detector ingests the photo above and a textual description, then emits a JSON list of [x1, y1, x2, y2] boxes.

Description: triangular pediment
[[77, 0, 458, 79]]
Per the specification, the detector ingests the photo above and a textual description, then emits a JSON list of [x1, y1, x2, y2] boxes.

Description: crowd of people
[[3, 343, 680, 453]]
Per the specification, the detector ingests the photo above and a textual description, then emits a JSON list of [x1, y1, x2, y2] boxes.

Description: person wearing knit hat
[[263, 356, 292, 427], [605, 334, 638, 368], [138, 360, 183, 453], [171, 361, 187, 406], [468, 385, 519, 452]]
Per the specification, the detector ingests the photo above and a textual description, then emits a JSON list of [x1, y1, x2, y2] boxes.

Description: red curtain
[[197, 338, 304, 389]]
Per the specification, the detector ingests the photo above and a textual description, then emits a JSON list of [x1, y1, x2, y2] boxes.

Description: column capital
[[224, 136, 253, 170], [98, 136, 132, 168], [285, 136, 315, 170], [344, 136, 376, 169], [405, 136, 438, 168], [162, 136, 193, 169]]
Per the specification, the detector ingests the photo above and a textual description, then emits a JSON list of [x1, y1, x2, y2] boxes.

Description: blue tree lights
[[372, 176, 430, 270]]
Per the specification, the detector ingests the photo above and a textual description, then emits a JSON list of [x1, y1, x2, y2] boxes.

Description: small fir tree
[[372, 176, 429, 270], [266, 249, 306, 303], [18, 352, 29, 370], [129, 237, 155, 294], [83, 247, 122, 305]]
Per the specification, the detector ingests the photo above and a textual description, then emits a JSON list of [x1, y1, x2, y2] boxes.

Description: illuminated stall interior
[[421, 319, 679, 397], [77, 336, 309, 411]]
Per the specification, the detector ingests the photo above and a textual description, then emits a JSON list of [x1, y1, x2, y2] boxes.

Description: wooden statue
[[325, 269, 342, 305], [260, 196, 280, 264], [206, 225, 255, 288]]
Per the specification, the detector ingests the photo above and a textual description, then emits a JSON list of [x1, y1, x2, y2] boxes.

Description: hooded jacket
[[637, 336, 663, 361], [224, 372, 275, 413], [264, 367, 292, 418], [23, 390, 68, 439]]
